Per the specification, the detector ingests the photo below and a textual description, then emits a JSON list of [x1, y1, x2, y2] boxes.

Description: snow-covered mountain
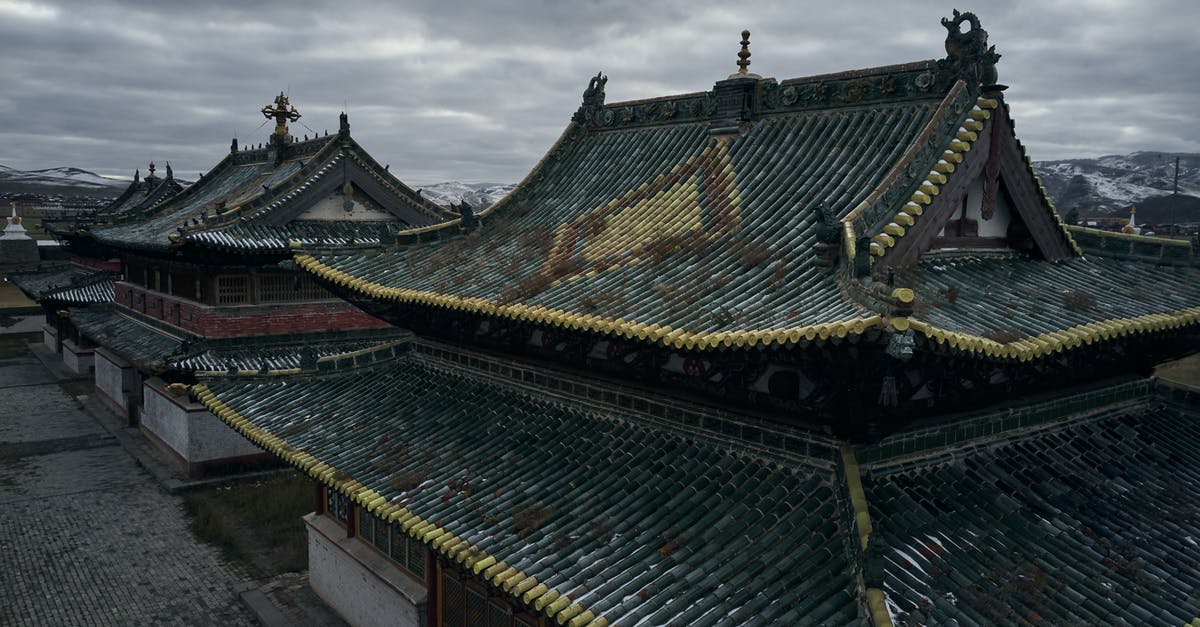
[[0, 164, 127, 193], [1033, 152, 1200, 223], [415, 181, 516, 209]]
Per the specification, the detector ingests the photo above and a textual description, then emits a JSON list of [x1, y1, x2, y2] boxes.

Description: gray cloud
[[1, 0, 1197, 184]]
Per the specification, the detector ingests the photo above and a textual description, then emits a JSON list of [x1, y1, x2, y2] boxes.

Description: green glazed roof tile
[[863, 401, 1200, 625], [199, 354, 861, 624]]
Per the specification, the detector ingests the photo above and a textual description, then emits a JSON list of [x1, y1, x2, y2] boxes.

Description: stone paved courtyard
[[0, 342, 256, 626]]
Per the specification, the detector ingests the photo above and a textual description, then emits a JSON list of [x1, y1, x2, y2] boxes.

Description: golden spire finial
[[736, 30, 751, 74], [261, 92, 301, 138]]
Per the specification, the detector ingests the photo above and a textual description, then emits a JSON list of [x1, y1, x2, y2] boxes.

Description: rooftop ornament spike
[[728, 29, 760, 80], [737, 30, 751, 73], [262, 92, 301, 140], [148, 161, 156, 177]]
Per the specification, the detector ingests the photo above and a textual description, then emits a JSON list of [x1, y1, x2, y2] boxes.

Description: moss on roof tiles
[[905, 254, 1200, 359], [301, 93, 963, 349], [862, 401, 1200, 625], [195, 354, 860, 625]]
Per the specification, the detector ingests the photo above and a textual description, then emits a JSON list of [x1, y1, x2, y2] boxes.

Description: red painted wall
[[115, 282, 390, 338]]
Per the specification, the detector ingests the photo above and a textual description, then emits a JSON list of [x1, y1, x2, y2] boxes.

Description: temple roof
[[195, 347, 861, 625], [99, 164, 186, 218], [89, 125, 452, 254], [859, 381, 1200, 624], [192, 339, 1200, 624], [297, 76, 970, 351], [291, 19, 1200, 362], [906, 253, 1200, 359], [8, 264, 116, 305]]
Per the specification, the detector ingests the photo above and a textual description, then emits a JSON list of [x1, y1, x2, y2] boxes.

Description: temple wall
[[61, 338, 93, 374], [305, 513, 426, 627], [141, 378, 262, 466], [115, 283, 389, 338], [93, 348, 135, 417]]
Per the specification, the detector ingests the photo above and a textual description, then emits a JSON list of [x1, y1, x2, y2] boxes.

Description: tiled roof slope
[[185, 221, 404, 255], [176, 328, 411, 374], [8, 264, 116, 305], [194, 353, 862, 626], [99, 171, 185, 218], [298, 65, 983, 351], [861, 398, 1200, 625], [90, 132, 450, 252], [905, 252, 1200, 359], [70, 306, 186, 368]]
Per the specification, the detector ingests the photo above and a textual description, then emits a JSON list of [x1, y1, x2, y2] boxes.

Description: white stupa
[[2, 204, 32, 240]]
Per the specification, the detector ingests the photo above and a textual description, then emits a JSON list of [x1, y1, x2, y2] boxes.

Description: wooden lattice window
[[442, 572, 463, 627], [326, 489, 348, 525], [466, 588, 488, 626], [359, 509, 376, 545], [216, 276, 249, 304], [406, 536, 426, 579], [488, 602, 511, 627], [258, 273, 331, 303]]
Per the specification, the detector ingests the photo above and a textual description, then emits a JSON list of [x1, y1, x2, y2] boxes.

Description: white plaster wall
[[305, 513, 426, 627], [142, 380, 262, 463], [42, 324, 58, 353], [94, 350, 130, 412], [61, 339, 94, 374], [187, 406, 262, 462], [141, 381, 190, 459], [296, 191, 395, 221], [964, 175, 1012, 238]]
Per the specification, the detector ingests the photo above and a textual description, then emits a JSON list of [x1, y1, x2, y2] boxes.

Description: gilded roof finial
[[262, 92, 301, 139], [736, 30, 751, 74]]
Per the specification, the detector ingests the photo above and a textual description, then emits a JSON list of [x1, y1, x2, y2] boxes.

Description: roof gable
[[874, 95, 1079, 266], [89, 127, 449, 252]]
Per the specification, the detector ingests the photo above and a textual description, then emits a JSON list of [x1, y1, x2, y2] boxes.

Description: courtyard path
[[0, 343, 256, 627]]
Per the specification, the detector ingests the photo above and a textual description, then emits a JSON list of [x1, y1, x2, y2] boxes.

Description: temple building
[[11, 162, 183, 372], [188, 12, 1200, 626], [19, 93, 452, 475]]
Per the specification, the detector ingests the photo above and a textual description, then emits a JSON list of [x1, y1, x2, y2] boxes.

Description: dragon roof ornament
[[939, 9, 1002, 90]]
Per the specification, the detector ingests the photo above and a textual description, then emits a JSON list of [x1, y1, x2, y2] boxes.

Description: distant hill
[[1034, 152, 1200, 224], [415, 181, 516, 209], [0, 164, 127, 197]]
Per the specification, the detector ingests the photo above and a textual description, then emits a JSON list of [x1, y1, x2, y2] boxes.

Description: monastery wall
[[93, 348, 135, 417], [304, 513, 426, 627], [61, 338, 93, 374], [141, 378, 262, 467]]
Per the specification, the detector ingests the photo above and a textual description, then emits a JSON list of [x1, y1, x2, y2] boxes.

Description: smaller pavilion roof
[[89, 119, 452, 254], [7, 264, 116, 306]]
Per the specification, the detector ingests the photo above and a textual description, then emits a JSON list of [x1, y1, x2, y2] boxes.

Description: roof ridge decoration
[[729, 29, 760, 80], [938, 9, 1001, 90]]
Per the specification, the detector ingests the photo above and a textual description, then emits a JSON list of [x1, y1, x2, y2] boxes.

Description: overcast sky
[[1, 0, 1197, 185]]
